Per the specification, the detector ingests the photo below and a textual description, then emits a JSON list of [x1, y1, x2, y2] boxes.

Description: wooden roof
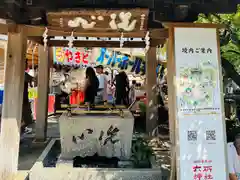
[[0, 0, 237, 25]]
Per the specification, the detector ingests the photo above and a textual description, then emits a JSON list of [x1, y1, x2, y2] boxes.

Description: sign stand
[[166, 23, 228, 180]]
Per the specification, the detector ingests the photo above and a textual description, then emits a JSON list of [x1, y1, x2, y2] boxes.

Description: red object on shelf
[[70, 90, 84, 104], [136, 95, 146, 99], [136, 94, 147, 105], [70, 91, 77, 104], [48, 95, 55, 113], [33, 95, 55, 120]]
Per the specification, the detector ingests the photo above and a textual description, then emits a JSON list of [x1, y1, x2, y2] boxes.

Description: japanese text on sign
[[97, 48, 129, 68], [54, 47, 90, 65], [53, 47, 165, 76], [72, 125, 120, 146], [65, 49, 89, 64], [193, 164, 213, 180], [182, 47, 213, 54]]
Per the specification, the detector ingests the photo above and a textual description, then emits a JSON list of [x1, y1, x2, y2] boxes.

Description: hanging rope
[[68, 31, 74, 48], [42, 27, 48, 51], [120, 32, 124, 48], [144, 31, 150, 54]]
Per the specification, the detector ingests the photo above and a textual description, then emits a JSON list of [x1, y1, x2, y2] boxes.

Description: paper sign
[[174, 27, 227, 180]]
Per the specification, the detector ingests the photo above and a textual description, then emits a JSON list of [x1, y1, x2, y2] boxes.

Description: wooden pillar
[[146, 47, 158, 134], [35, 45, 49, 141], [0, 41, 7, 85], [0, 26, 27, 180], [166, 27, 177, 180]]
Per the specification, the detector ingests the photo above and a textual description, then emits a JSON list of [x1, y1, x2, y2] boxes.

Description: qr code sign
[[206, 130, 216, 140], [188, 131, 197, 141]]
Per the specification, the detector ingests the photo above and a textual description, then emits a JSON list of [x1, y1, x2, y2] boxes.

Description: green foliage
[[196, 5, 240, 70], [131, 137, 153, 168]]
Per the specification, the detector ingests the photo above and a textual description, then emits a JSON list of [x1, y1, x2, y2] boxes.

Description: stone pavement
[[18, 116, 60, 170]]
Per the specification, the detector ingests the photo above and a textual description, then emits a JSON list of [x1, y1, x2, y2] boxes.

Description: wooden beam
[[29, 38, 166, 48], [146, 47, 158, 134], [48, 40, 164, 48], [0, 25, 27, 180], [0, 23, 169, 39], [0, 23, 25, 35], [35, 45, 50, 141], [25, 25, 168, 39], [163, 22, 225, 29], [150, 29, 169, 39], [0, 23, 9, 34]]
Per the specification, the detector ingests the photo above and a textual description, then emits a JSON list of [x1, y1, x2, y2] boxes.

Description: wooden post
[[166, 27, 177, 180], [35, 45, 49, 141], [146, 47, 158, 134], [0, 40, 7, 85], [0, 26, 27, 180]]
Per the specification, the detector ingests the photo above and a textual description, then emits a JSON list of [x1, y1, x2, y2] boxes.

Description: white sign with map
[[174, 27, 227, 180], [175, 28, 222, 115]]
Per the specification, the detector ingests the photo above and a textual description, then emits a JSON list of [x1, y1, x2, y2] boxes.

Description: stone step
[[15, 170, 29, 180]]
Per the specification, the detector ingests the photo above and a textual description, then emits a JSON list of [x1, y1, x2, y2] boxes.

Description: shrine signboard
[[47, 9, 149, 32], [173, 27, 227, 180]]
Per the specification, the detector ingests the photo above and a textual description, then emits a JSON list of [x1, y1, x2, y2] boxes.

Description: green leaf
[[233, 12, 240, 28]]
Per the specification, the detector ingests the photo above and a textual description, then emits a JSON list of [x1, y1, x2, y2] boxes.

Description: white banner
[[174, 27, 227, 180]]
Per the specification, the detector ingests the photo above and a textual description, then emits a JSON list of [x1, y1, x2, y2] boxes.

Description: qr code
[[206, 130, 216, 140], [187, 131, 197, 141]]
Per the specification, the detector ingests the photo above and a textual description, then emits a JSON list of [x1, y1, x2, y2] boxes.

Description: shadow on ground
[[18, 118, 60, 170]]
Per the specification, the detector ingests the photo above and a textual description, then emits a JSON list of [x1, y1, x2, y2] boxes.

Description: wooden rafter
[[0, 23, 168, 41], [25, 25, 168, 39], [163, 22, 226, 28], [29, 37, 166, 48], [0, 23, 10, 34]]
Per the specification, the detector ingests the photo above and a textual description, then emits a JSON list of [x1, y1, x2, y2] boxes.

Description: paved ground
[[18, 117, 60, 170]]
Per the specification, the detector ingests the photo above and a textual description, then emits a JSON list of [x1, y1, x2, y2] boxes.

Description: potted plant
[[131, 137, 153, 168]]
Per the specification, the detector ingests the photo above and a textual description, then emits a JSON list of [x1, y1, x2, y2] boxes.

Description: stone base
[[16, 170, 29, 180], [30, 168, 163, 180], [30, 138, 164, 180], [56, 154, 73, 168]]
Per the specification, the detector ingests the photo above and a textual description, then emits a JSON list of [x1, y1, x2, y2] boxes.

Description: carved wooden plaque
[[47, 9, 149, 32]]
